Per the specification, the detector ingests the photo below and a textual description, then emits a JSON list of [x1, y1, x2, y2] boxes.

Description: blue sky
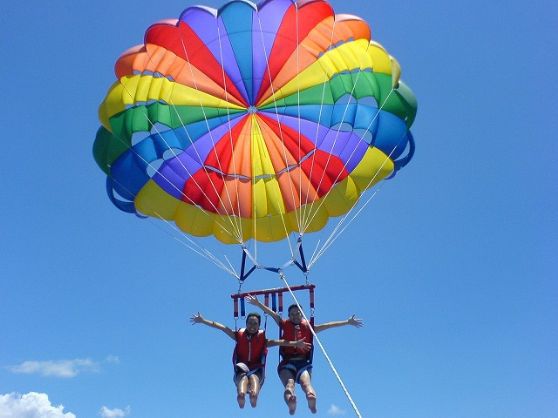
[[1, 0, 557, 417]]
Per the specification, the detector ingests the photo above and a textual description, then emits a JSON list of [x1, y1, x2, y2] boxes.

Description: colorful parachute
[[93, 0, 417, 244]]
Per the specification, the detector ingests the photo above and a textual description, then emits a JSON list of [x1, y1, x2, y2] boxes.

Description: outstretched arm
[[267, 339, 312, 351], [189, 312, 236, 340], [245, 295, 282, 326], [314, 315, 363, 333]]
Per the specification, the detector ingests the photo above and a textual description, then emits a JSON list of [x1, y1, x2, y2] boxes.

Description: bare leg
[[279, 369, 297, 415], [236, 374, 248, 408], [299, 371, 317, 414], [248, 374, 261, 408]]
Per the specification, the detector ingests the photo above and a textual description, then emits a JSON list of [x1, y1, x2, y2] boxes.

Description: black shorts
[[277, 358, 313, 383], [234, 362, 265, 385]]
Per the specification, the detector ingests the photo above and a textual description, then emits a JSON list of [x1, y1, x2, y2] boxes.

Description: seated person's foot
[[306, 393, 317, 414], [237, 393, 246, 409], [249, 391, 258, 408], [284, 390, 297, 415]]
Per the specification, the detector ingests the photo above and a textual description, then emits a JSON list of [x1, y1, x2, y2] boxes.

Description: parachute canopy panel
[[93, 0, 418, 244]]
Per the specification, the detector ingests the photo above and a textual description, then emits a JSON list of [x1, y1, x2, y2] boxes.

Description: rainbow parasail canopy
[[93, 0, 417, 244]]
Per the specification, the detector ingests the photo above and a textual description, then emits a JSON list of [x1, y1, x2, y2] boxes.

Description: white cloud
[[99, 406, 130, 418], [8, 359, 100, 378], [104, 356, 120, 365], [328, 404, 347, 416], [0, 392, 76, 418]]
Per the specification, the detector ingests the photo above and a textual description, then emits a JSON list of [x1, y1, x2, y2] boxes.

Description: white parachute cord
[[310, 187, 380, 268], [279, 272, 363, 418], [254, 11, 301, 260], [310, 238, 322, 267], [258, 14, 301, 247], [177, 37, 244, 242], [301, 87, 396, 233], [223, 254, 237, 277], [300, 16, 338, 230], [102, 131, 234, 239], [107, 175, 238, 278], [294, 2, 304, 234], [309, 144, 397, 268], [151, 211, 239, 278], [301, 63, 377, 232], [215, 22, 245, 241], [113, 75, 241, 241], [128, 44, 244, 242]]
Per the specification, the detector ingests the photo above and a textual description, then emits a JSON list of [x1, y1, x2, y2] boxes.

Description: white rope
[[151, 211, 238, 278], [177, 36, 244, 242], [301, 87, 396, 234], [215, 23, 245, 241], [308, 90, 401, 268], [301, 16, 339, 230], [116, 48, 243, 241], [301, 63, 376, 232], [279, 272, 363, 418], [295, 3, 303, 232], [254, 11, 300, 260], [310, 146, 397, 267], [107, 174, 238, 277]]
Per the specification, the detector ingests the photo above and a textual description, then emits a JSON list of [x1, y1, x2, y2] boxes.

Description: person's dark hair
[[245, 312, 261, 326], [288, 304, 301, 314]]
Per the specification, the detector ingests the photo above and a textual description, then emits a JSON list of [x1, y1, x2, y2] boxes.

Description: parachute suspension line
[[255, 13, 303, 240], [102, 92, 235, 240], [215, 23, 245, 241], [301, 52, 373, 232], [301, 87, 397, 235], [279, 272, 363, 418], [301, 40, 388, 232], [250, 131, 258, 261], [176, 37, 244, 242], [107, 174, 237, 276], [310, 158, 392, 268], [310, 186, 381, 269], [138, 45, 243, 243], [294, 2, 304, 233], [177, 35, 243, 240], [312, 121, 413, 265], [309, 92, 400, 268], [233, 276, 246, 331], [263, 4, 302, 262], [300, 16, 339, 230], [151, 210, 239, 278]]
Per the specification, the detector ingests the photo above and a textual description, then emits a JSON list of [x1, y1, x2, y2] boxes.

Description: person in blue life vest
[[246, 295, 363, 415], [190, 312, 311, 408]]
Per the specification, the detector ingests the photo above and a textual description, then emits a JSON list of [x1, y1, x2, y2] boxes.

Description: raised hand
[[190, 312, 204, 325], [347, 315, 363, 328], [245, 294, 261, 307]]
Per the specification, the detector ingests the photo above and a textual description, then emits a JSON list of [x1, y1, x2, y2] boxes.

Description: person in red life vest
[[190, 311, 311, 409], [246, 295, 363, 415]]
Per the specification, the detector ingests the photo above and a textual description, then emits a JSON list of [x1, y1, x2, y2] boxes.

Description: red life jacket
[[279, 319, 313, 360], [233, 329, 267, 369]]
